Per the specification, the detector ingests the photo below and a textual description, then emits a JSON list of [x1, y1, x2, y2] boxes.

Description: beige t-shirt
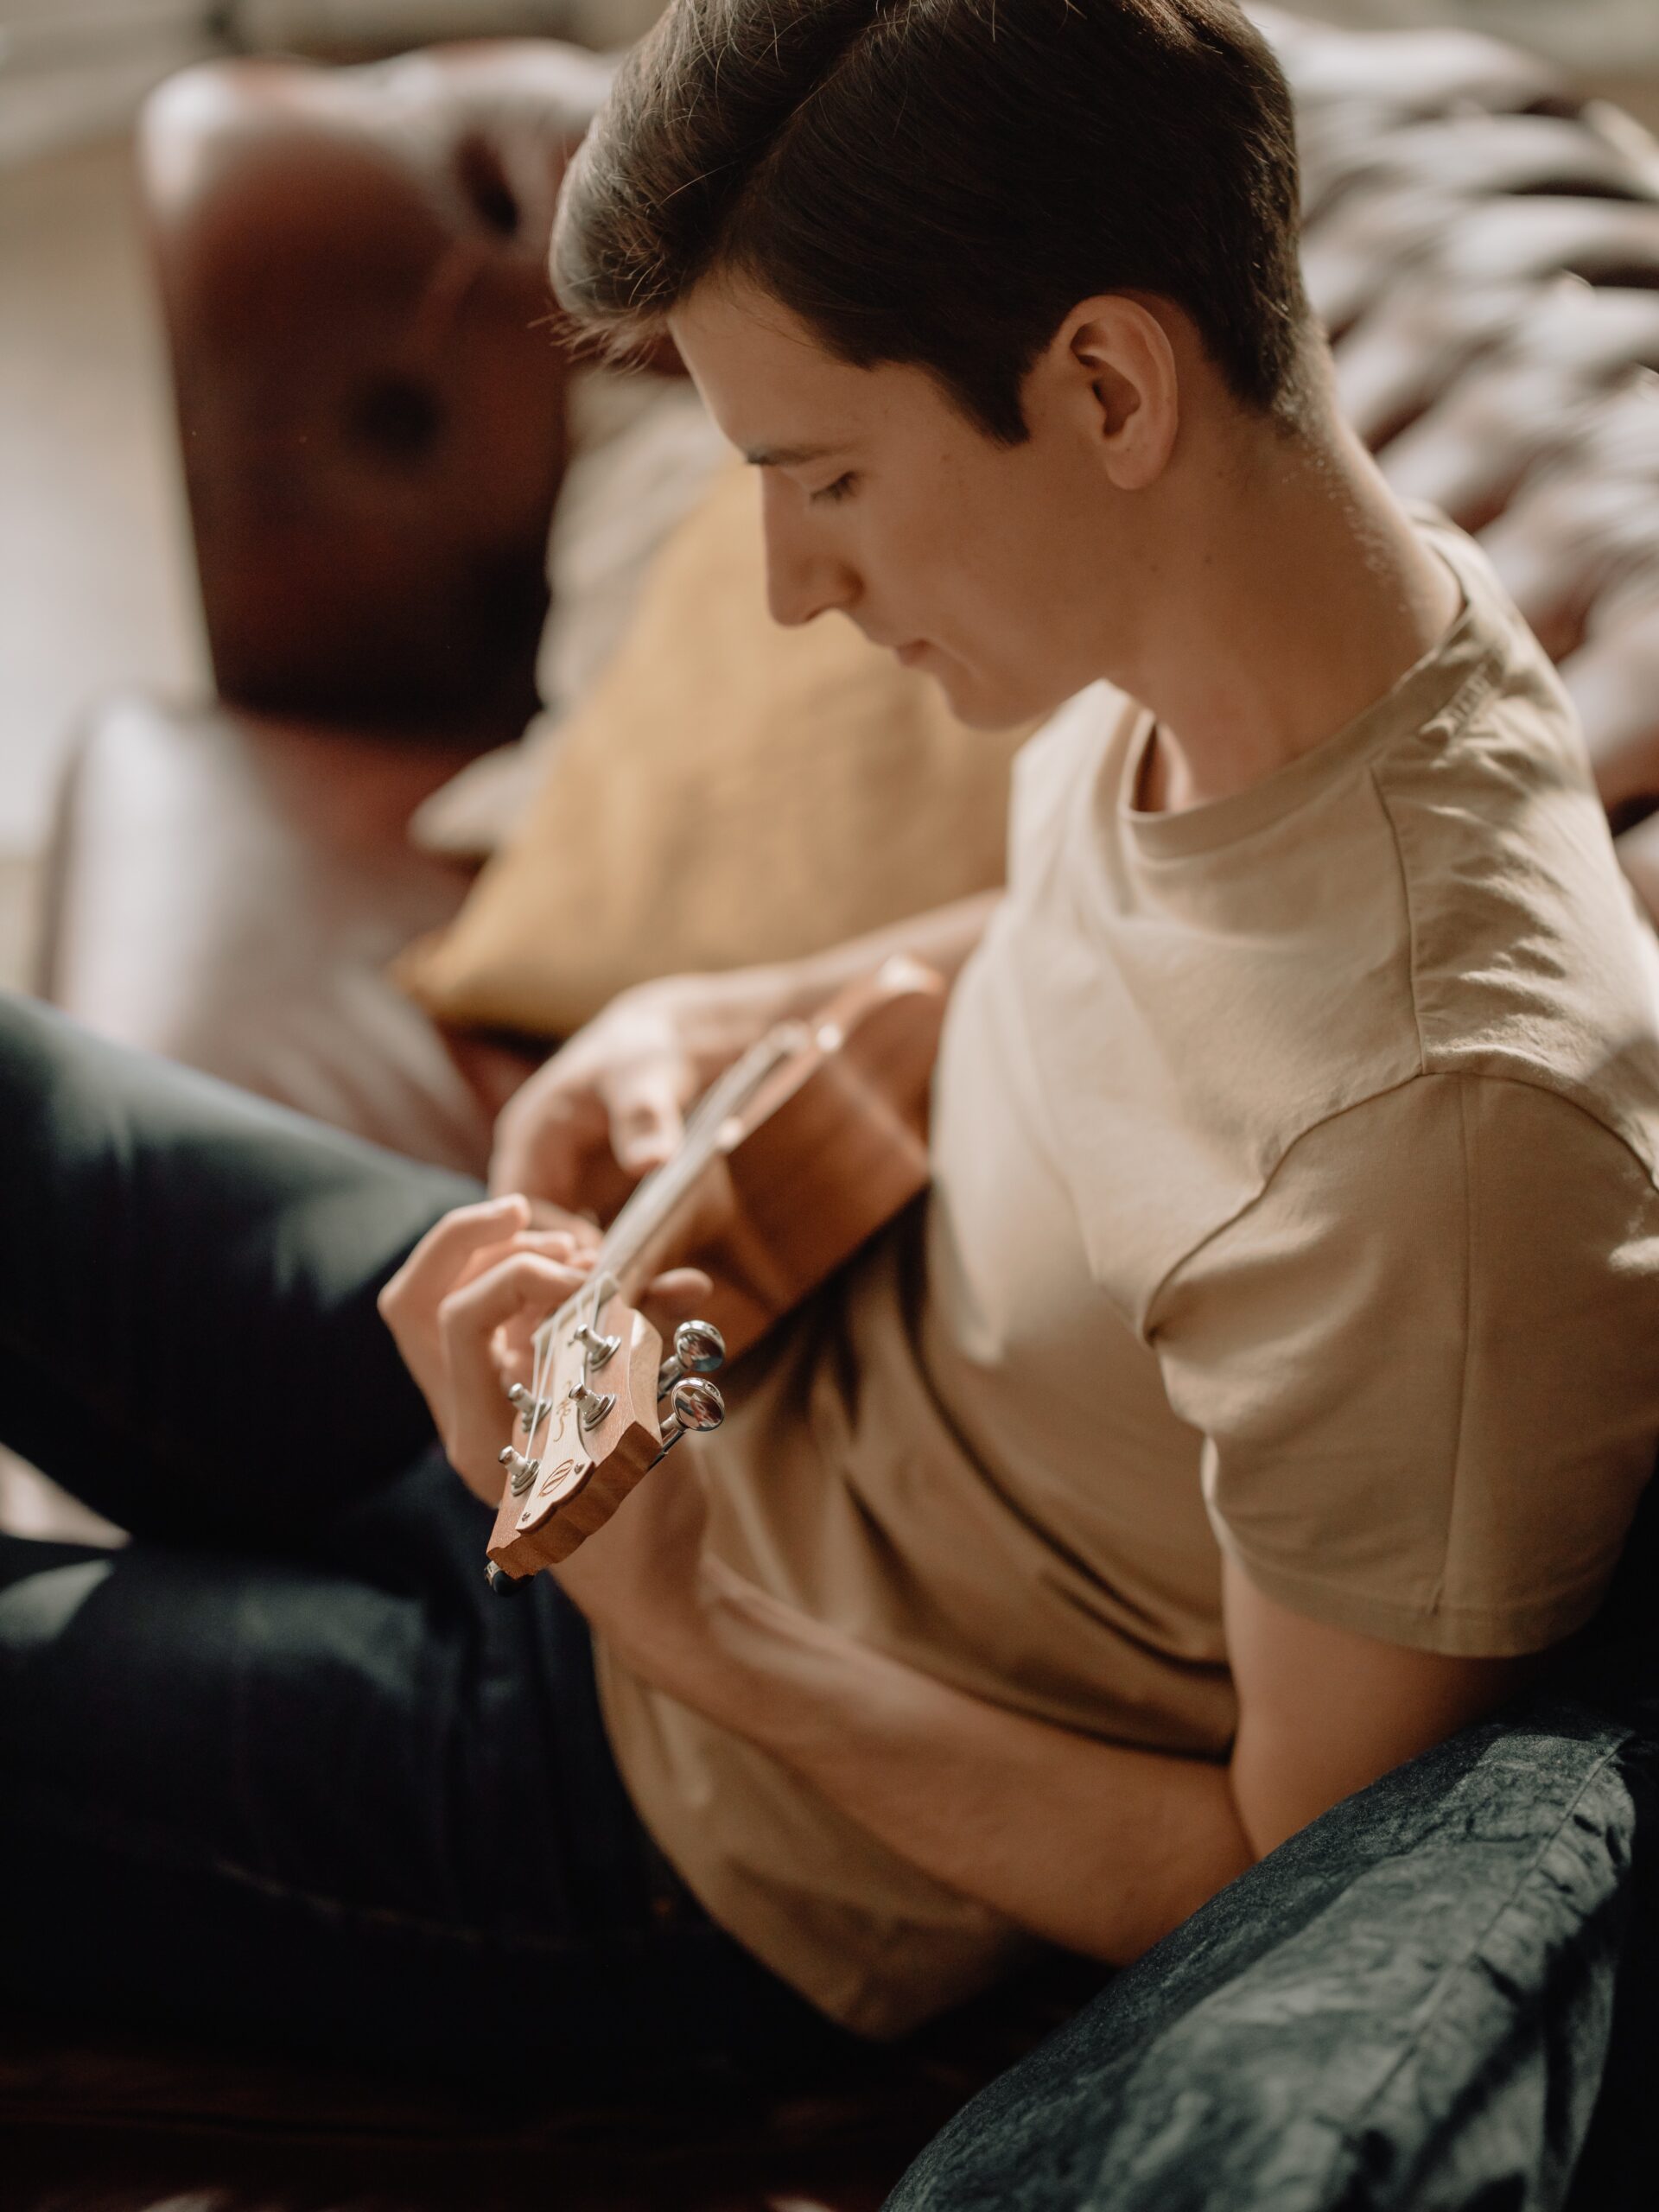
[[596, 514, 1659, 2037]]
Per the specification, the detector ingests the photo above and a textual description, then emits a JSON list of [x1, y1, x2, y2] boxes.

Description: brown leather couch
[[35, 10, 1659, 1186], [14, 12, 1659, 2210], [34, 39, 620, 1173]]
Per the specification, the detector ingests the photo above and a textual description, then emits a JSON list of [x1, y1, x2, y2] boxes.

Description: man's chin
[[925, 659, 1059, 733]]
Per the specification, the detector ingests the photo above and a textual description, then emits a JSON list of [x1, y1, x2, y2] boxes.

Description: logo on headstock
[[537, 1455, 582, 1499], [518, 1454, 590, 1530]]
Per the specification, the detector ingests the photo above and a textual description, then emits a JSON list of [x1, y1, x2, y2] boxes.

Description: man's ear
[[1049, 294, 1180, 492]]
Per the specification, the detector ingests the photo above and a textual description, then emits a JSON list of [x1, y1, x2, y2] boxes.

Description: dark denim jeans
[[0, 993, 858, 2094]]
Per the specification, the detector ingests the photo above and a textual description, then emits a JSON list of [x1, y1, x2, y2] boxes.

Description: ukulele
[[485, 953, 946, 1589]]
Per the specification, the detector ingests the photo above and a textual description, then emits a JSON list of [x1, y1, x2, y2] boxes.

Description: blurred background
[[3, 3, 1659, 2191], [0, 1, 664, 995], [0, 0, 1653, 1001]]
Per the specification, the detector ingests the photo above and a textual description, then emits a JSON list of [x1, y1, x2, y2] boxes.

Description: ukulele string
[[595, 1027, 796, 1281], [516, 1027, 798, 1465]]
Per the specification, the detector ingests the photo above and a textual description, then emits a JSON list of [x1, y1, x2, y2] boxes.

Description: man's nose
[[761, 477, 857, 629]]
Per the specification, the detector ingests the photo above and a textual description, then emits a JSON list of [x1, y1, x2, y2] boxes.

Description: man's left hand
[[378, 1194, 711, 1522]]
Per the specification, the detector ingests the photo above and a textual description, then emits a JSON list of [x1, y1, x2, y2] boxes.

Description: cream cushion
[[396, 461, 1034, 1038]]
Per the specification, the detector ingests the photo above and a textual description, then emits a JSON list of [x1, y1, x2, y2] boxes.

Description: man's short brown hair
[[551, 0, 1314, 442]]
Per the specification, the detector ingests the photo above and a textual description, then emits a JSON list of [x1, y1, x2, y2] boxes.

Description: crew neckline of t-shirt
[[1117, 517, 1502, 861]]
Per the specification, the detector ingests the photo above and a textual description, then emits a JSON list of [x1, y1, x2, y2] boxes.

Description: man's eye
[[810, 473, 857, 505]]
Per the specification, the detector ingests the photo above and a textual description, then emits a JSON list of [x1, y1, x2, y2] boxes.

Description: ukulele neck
[[534, 1018, 810, 1358]]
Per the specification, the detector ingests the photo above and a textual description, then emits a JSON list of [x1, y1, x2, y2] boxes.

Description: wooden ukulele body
[[486, 956, 946, 1580]]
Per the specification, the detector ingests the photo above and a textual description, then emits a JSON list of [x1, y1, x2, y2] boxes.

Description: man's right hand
[[486, 972, 775, 1218], [487, 894, 1000, 1219]]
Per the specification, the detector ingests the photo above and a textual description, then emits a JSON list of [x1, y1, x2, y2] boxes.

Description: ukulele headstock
[[485, 1278, 726, 1589]]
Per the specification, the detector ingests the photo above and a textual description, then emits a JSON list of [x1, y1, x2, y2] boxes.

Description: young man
[[4, 0, 1659, 2077]]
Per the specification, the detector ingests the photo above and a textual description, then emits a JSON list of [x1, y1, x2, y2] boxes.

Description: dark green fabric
[[887, 1697, 1649, 2211]]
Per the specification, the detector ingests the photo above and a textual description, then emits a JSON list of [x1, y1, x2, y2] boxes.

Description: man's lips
[[850, 620, 930, 665]]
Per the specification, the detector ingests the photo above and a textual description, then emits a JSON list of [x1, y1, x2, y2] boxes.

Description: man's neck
[[1125, 415, 1463, 817]]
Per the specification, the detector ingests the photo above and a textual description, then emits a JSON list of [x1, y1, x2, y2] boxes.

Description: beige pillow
[[396, 461, 1035, 1039]]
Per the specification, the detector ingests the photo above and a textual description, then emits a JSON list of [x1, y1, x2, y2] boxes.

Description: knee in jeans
[[0, 1554, 118, 1672], [0, 993, 102, 1147]]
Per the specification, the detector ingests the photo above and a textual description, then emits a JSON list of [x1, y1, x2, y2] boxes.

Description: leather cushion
[[37, 697, 533, 1178]]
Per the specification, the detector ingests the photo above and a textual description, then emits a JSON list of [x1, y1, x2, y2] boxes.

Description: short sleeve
[[1150, 1073, 1659, 1656]]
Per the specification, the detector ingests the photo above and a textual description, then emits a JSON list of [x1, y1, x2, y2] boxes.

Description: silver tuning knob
[[657, 1319, 727, 1399], [506, 1382, 553, 1435], [658, 1375, 725, 1452], [498, 1446, 542, 1496]]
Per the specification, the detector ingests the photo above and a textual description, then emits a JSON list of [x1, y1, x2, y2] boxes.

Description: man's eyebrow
[[742, 442, 843, 468]]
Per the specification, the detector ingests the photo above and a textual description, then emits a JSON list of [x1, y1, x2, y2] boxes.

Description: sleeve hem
[[1217, 1535, 1610, 1659]]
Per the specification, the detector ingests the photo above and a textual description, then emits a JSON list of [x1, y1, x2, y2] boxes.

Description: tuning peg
[[506, 1382, 553, 1435], [568, 1378, 617, 1433], [498, 1446, 542, 1496], [573, 1323, 621, 1370], [657, 1319, 727, 1398], [658, 1375, 725, 1452]]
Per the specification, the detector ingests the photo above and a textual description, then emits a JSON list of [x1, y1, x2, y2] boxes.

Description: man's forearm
[[623, 1564, 1256, 1965]]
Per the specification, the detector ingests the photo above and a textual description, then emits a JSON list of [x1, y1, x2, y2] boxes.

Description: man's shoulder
[[1368, 545, 1659, 1179], [1156, 1067, 1659, 1344]]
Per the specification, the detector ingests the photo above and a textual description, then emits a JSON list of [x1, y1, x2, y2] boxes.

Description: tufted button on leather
[[347, 374, 445, 465]]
